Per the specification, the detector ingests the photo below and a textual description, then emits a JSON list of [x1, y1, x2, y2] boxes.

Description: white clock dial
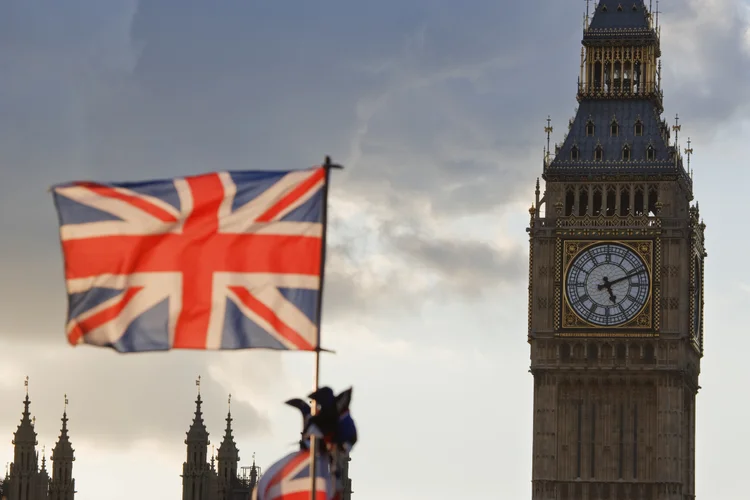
[[565, 243, 650, 326]]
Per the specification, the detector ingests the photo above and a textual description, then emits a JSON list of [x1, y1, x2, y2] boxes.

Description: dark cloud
[[387, 232, 526, 297]]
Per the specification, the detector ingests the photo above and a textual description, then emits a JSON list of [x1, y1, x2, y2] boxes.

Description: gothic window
[[633, 404, 639, 478], [634, 119, 644, 136], [647, 185, 659, 215], [619, 185, 630, 215], [565, 186, 575, 216], [588, 343, 598, 361], [613, 62, 622, 91], [571, 145, 580, 161], [594, 145, 603, 161], [623, 61, 632, 90], [646, 144, 655, 160], [560, 343, 571, 362], [622, 144, 631, 161], [618, 404, 625, 479], [634, 62, 642, 93], [644, 344, 655, 363], [592, 187, 603, 216], [594, 61, 603, 90], [611, 119, 619, 136], [586, 120, 595, 136], [634, 186, 644, 215], [606, 186, 617, 216], [576, 401, 583, 478], [616, 343, 626, 361], [578, 188, 589, 216], [590, 403, 596, 478]]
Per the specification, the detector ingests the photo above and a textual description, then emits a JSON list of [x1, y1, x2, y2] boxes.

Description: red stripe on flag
[[77, 182, 179, 223], [67, 287, 143, 345], [275, 492, 329, 500], [229, 286, 315, 351], [256, 168, 325, 222], [263, 452, 309, 499], [62, 234, 322, 279]]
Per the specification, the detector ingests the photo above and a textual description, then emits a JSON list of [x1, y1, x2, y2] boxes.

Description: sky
[[0, 0, 749, 499]]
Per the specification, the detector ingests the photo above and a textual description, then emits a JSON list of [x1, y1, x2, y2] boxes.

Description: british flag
[[51, 167, 327, 353], [253, 450, 334, 500]]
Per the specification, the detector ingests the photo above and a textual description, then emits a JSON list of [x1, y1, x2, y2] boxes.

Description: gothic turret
[[544, 0, 691, 202], [182, 379, 212, 500], [217, 396, 240, 500], [36, 451, 49, 500], [8, 382, 39, 500], [49, 397, 75, 500]]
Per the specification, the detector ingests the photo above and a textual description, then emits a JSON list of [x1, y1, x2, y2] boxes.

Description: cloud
[[0, 341, 295, 449], [661, 0, 750, 137]]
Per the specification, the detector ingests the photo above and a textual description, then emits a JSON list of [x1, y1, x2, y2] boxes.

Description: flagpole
[[310, 156, 342, 500]]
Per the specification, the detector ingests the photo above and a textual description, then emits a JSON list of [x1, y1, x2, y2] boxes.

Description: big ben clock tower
[[527, 2, 706, 500]]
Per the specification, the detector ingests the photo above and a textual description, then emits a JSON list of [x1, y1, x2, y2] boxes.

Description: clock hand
[[604, 268, 647, 288], [596, 277, 618, 303]]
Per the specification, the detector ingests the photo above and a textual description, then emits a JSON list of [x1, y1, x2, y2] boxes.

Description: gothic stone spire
[[217, 395, 240, 489]]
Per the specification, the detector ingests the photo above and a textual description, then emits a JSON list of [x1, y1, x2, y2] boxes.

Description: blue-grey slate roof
[[589, 1, 650, 30], [546, 98, 689, 184]]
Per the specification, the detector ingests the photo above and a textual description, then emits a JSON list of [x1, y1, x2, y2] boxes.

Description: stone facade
[[527, 2, 705, 499]]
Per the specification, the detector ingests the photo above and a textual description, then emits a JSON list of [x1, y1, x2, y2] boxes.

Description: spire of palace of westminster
[[49, 396, 76, 500], [217, 395, 240, 500], [2, 379, 77, 500], [529, 1, 705, 499], [182, 377, 213, 500]]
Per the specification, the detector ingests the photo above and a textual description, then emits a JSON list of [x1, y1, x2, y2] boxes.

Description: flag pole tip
[[321, 155, 344, 170], [316, 347, 337, 354]]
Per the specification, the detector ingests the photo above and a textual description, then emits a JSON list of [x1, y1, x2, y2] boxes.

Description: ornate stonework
[[527, 3, 704, 499]]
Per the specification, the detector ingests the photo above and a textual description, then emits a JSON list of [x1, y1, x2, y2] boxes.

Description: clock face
[[565, 243, 650, 327]]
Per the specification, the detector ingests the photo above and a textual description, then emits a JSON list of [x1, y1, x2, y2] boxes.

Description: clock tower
[[527, 2, 706, 500]]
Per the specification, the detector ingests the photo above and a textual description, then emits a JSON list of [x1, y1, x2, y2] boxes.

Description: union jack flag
[[253, 450, 334, 500], [51, 167, 327, 352]]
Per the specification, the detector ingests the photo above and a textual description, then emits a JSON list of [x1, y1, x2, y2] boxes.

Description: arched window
[[571, 145, 580, 161], [594, 145, 603, 161], [646, 145, 655, 160], [586, 120, 595, 136], [611, 120, 619, 137], [634, 119, 644, 136], [622, 144, 631, 161]]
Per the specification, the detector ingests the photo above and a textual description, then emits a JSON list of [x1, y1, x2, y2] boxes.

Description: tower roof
[[584, 1, 657, 45], [51, 398, 75, 461], [589, 1, 650, 30], [186, 394, 210, 443], [13, 393, 38, 446], [218, 396, 239, 461]]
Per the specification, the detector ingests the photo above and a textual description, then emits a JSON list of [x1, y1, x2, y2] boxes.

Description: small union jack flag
[[51, 167, 327, 353], [253, 450, 334, 500]]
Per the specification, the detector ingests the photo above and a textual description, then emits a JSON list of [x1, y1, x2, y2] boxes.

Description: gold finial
[[64, 394, 69, 413], [228, 394, 232, 412], [672, 114, 681, 145], [685, 137, 694, 177], [252, 451, 256, 464], [544, 116, 554, 164], [196, 376, 201, 396], [24, 376, 29, 396], [32, 416, 36, 426]]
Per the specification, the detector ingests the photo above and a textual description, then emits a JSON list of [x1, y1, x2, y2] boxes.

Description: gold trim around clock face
[[561, 240, 654, 330]]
